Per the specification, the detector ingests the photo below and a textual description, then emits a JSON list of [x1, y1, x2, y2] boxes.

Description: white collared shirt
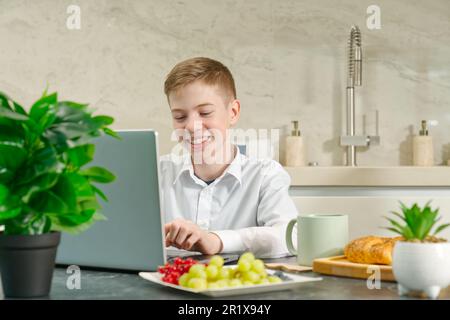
[[160, 146, 298, 258]]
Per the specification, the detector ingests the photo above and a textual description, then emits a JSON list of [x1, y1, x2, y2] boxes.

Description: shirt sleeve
[[212, 161, 299, 258]]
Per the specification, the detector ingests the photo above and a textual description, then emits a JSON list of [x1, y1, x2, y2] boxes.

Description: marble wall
[[1, 0, 449, 166]]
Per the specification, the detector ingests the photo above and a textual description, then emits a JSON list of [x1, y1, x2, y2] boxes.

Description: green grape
[[242, 271, 260, 283], [178, 273, 190, 287], [189, 264, 206, 274], [196, 270, 207, 279], [209, 255, 224, 268], [237, 260, 251, 272], [189, 264, 207, 278], [259, 269, 268, 278], [258, 278, 270, 285], [239, 252, 255, 263], [217, 268, 231, 280], [229, 267, 239, 278], [229, 279, 242, 287], [215, 279, 229, 288], [207, 282, 220, 289], [268, 276, 282, 283], [187, 278, 207, 290], [242, 280, 254, 286], [205, 265, 219, 280], [251, 259, 265, 274]]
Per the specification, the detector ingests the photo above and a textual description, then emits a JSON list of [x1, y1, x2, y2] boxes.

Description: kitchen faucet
[[340, 25, 380, 166]]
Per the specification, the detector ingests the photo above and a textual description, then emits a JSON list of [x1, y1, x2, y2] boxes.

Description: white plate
[[139, 265, 322, 297]]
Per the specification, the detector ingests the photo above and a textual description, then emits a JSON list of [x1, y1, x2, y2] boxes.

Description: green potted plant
[[385, 201, 450, 299], [0, 90, 117, 298]]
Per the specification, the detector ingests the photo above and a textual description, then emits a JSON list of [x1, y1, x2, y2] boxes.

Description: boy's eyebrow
[[171, 103, 215, 112]]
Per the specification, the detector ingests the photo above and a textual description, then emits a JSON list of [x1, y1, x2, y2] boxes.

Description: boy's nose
[[185, 118, 204, 134]]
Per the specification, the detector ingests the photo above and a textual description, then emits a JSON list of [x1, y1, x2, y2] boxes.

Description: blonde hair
[[164, 57, 236, 103]]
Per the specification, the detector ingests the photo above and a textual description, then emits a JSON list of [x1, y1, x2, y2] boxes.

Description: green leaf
[[55, 102, 89, 123], [80, 166, 115, 183], [50, 208, 96, 227], [384, 227, 403, 236], [0, 207, 22, 221], [103, 127, 120, 139], [41, 84, 49, 98], [0, 143, 27, 174], [0, 184, 8, 203], [79, 199, 101, 211], [433, 223, 450, 236], [0, 107, 29, 121], [51, 174, 77, 211], [17, 173, 60, 203], [50, 123, 90, 140], [92, 115, 114, 126], [91, 184, 108, 202], [3, 212, 51, 235], [30, 92, 57, 111], [57, 101, 89, 110], [12, 101, 27, 115], [401, 226, 415, 240], [0, 168, 14, 185], [384, 216, 405, 231], [0, 192, 22, 220], [17, 145, 59, 185], [65, 144, 95, 168], [0, 92, 14, 110], [388, 211, 406, 222], [0, 92, 26, 115], [66, 172, 96, 200], [29, 190, 69, 214], [42, 129, 70, 152], [49, 211, 106, 234], [39, 112, 57, 132]]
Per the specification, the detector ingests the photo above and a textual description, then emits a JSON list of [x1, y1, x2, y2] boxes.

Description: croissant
[[344, 236, 403, 265]]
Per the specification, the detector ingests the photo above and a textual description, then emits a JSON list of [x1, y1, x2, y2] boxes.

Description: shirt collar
[[173, 145, 242, 186]]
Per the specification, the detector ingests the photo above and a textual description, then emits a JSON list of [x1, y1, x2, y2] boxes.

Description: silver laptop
[[56, 129, 166, 271]]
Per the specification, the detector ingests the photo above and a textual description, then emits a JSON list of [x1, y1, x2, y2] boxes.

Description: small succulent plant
[[384, 201, 449, 242]]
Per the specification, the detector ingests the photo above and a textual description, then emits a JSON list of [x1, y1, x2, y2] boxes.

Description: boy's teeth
[[192, 136, 210, 144]]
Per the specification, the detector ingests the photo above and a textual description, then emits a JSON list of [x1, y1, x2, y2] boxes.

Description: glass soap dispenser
[[413, 120, 435, 166], [285, 120, 306, 166]]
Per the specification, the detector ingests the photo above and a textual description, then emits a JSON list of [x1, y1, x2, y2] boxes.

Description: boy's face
[[168, 80, 240, 162]]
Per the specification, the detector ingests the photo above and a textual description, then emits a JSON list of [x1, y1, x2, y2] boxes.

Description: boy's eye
[[174, 116, 186, 121], [200, 112, 212, 116]]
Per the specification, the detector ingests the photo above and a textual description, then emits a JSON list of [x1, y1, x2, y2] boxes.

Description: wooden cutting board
[[312, 255, 396, 282]]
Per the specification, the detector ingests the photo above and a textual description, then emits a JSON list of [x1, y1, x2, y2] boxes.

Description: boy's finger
[[175, 227, 191, 247], [168, 223, 181, 242], [165, 232, 171, 247], [183, 233, 200, 251], [164, 223, 172, 235]]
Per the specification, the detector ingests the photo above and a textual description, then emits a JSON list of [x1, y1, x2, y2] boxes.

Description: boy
[[160, 57, 298, 258]]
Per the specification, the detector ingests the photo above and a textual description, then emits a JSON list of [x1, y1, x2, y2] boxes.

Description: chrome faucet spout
[[348, 25, 362, 87], [340, 25, 379, 166]]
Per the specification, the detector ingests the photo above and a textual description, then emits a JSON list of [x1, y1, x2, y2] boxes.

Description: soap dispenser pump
[[413, 120, 435, 166], [285, 120, 306, 166]]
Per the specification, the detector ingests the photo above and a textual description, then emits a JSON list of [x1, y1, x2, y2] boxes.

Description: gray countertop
[[46, 257, 450, 300]]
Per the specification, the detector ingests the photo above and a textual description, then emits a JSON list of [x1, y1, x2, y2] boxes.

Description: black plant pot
[[0, 232, 61, 298]]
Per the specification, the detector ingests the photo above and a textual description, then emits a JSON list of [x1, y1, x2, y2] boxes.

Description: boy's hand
[[164, 218, 223, 255]]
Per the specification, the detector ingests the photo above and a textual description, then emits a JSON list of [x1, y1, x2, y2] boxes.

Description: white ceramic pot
[[392, 241, 450, 299]]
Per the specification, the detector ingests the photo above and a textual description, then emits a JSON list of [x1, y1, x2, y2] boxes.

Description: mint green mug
[[286, 214, 349, 266]]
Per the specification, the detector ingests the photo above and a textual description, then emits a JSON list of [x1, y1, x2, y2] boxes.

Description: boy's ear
[[229, 99, 240, 126]]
